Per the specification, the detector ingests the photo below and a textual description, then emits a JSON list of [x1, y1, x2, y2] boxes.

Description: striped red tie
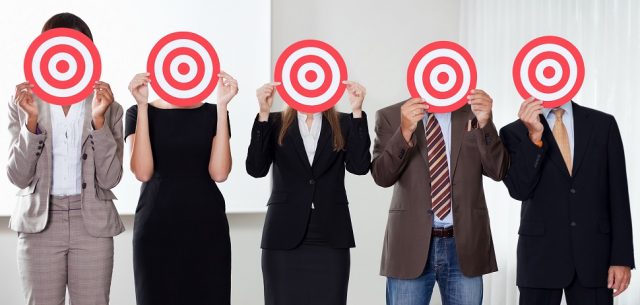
[[425, 113, 452, 219]]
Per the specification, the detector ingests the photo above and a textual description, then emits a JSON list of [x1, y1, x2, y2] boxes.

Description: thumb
[[608, 268, 615, 288]]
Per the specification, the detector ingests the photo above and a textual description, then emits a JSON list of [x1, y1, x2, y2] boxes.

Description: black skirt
[[262, 210, 350, 305]]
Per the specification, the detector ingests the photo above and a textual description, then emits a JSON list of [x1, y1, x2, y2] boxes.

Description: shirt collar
[[297, 112, 322, 121], [542, 101, 573, 119]]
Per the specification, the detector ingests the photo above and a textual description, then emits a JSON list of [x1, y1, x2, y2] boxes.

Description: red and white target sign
[[24, 28, 101, 106], [274, 40, 347, 113], [147, 32, 220, 106], [407, 41, 477, 113], [513, 36, 585, 108]]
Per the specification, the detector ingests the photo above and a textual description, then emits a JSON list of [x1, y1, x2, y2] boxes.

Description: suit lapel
[[449, 106, 470, 178], [290, 116, 312, 169], [80, 95, 94, 147], [311, 115, 331, 170], [570, 102, 593, 177], [415, 118, 430, 169], [540, 114, 571, 177]]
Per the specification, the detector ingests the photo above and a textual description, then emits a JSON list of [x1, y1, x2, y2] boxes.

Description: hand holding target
[[128, 73, 151, 105], [216, 71, 238, 108], [467, 89, 493, 128], [14, 82, 38, 118], [343, 80, 366, 117], [400, 98, 430, 144], [92, 81, 114, 127], [517, 98, 545, 143], [256, 82, 280, 120]]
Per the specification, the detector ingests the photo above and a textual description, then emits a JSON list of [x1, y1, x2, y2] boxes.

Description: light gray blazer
[[7, 95, 125, 237]]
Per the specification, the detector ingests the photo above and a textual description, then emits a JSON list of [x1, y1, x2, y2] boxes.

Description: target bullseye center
[[56, 60, 70, 74], [305, 70, 318, 82], [543, 66, 555, 79], [177, 62, 190, 75], [437, 71, 449, 84]]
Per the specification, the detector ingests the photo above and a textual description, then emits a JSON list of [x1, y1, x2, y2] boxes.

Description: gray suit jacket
[[7, 95, 125, 237], [371, 101, 509, 279]]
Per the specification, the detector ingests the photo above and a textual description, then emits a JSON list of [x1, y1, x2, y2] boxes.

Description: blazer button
[[570, 221, 577, 227], [82, 153, 87, 160], [38, 141, 43, 144], [570, 188, 576, 194], [427, 209, 434, 215], [309, 179, 315, 185], [82, 183, 87, 189], [35, 152, 40, 156]]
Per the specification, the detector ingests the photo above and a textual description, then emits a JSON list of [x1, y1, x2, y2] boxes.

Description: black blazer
[[500, 102, 634, 289], [246, 112, 371, 250]]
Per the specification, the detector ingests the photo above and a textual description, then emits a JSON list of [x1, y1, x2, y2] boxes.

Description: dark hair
[[42, 13, 93, 41]]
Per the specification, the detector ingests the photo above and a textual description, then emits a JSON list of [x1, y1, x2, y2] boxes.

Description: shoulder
[[126, 104, 138, 116], [573, 103, 614, 124], [500, 119, 527, 138], [377, 100, 406, 117], [109, 101, 124, 116]]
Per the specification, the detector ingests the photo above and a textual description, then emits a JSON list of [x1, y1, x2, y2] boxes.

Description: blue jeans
[[386, 237, 483, 305]]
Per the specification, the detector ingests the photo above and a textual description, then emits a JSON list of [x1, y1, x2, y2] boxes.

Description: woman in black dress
[[246, 81, 371, 305], [124, 71, 237, 305]]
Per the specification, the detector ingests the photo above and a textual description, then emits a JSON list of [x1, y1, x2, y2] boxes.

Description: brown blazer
[[7, 95, 125, 237], [371, 101, 509, 279]]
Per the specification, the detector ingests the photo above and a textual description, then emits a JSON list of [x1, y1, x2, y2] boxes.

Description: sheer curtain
[[458, 0, 640, 304]]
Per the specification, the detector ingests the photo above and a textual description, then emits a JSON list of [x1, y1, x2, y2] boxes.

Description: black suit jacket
[[246, 112, 371, 249], [500, 102, 634, 289]]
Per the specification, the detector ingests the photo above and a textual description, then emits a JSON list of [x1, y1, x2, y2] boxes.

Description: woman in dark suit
[[246, 81, 371, 305]]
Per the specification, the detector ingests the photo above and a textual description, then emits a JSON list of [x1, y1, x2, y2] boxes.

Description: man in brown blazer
[[371, 90, 508, 305]]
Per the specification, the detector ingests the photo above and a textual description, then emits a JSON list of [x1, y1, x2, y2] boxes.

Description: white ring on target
[[48, 53, 77, 81], [31, 36, 93, 98], [414, 49, 470, 107], [535, 59, 562, 87], [429, 64, 456, 92], [169, 55, 198, 83], [520, 43, 577, 101], [153, 39, 214, 99], [297, 63, 325, 91], [281, 47, 341, 106]]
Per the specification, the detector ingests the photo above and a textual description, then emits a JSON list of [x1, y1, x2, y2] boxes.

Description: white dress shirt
[[422, 112, 453, 228], [298, 112, 322, 209], [542, 102, 575, 159], [50, 101, 85, 196]]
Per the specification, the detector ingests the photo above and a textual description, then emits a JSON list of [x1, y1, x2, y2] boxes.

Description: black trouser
[[519, 273, 613, 305]]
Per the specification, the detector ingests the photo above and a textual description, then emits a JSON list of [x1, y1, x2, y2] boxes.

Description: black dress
[[125, 103, 231, 305]]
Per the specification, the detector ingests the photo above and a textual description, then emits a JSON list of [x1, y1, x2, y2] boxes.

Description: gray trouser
[[17, 195, 114, 305]]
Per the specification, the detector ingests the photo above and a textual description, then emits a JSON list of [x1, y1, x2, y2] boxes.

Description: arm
[[127, 74, 154, 182], [245, 114, 276, 178], [370, 109, 417, 187], [344, 112, 372, 175], [7, 99, 45, 188], [475, 120, 509, 181], [606, 118, 634, 268], [342, 81, 371, 175], [92, 103, 124, 189], [208, 71, 237, 182], [466, 89, 509, 181], [500, 124, 546, 201], [7, 82, 45, 189]]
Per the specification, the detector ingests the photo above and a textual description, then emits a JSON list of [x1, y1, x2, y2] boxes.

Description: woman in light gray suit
[[7, 13, 124, 305]]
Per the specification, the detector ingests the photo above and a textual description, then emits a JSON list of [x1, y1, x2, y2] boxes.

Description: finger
[[218, 71, 235, 81], [404, 97, 424, 106], [470, 89, 487, 96]]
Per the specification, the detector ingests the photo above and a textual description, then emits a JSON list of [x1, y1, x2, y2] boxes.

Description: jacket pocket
[[16, 178, 39, 196], [267, 192, 288, 205], [518, 221, 545, 236]]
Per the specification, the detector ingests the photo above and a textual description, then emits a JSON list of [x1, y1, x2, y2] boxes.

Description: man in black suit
[[500, 98, 634, 305]]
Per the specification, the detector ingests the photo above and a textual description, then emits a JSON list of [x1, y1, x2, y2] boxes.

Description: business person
[[371, 90, 508, 305], [7, 13, 125, 305], [125, 71, 237, 305], [246, 81, 371, 305], [500, 98, 634, 305]]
